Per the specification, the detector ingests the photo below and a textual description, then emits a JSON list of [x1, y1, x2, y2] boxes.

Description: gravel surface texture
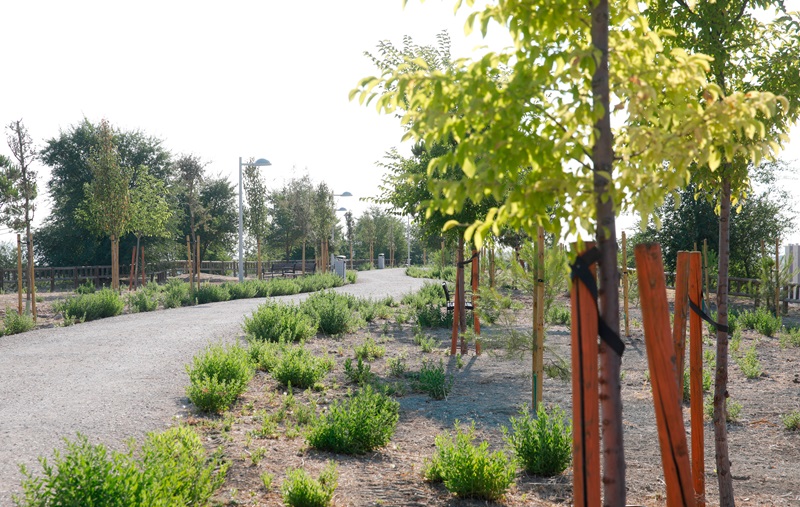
[[0, 268, 426, 504]]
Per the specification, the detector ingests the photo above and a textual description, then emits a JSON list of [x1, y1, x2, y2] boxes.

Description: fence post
[[673, 252, 690, 386], [635, 243, 696, 507], [570, 242, 601, 507], [689, 251, 705, 506]]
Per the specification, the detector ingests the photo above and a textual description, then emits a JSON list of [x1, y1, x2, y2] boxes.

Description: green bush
[[416, 359, 453, 400], [545, 304, 571, 326], [186, 342, 254, 413], [780, 326, 800, 348], [415, 303, 453, 329], [272, 345, 333, 389], [781, 410, 800, 431], [354, 336, 385, 361], [3, 309, 35, 335], [163, 279, 191, 308], [504, 404, 572, 476], [126, 288, 159, 313], [343, 357, 375, 386], [248, 339, 287, 372], [346, 270, 357, 284], [406, 265, 456, 282], [301, 291, 353, 335], [225, 280, 258, 300], [14, 427, 227, 507], [55, 288, 124, 322], [424, 421, 515, 501], [264, 278, 301, 296], [296, 272, 344, 293], [736, 307, 780, 337], [306, 385, 399, 454], [193, 283, 230, 304], [244, 302, 317, 342], [75, 279, 96, 294], [737, 345, 762, 379], [281, 461, 338, 507]]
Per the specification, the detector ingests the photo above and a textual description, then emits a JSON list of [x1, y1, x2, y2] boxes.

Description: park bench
[[269, 261, 317, 277], [441, 282, 474, 312]]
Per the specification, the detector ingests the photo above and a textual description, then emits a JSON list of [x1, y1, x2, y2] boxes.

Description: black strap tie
[[688, 298, 729, 335], [458, 252, 479, 267], [569, 247, 626, 357]]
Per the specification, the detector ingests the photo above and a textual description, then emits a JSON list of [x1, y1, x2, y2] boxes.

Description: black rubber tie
[[688, 298, 729, 335], [570, 247, 625, 357]]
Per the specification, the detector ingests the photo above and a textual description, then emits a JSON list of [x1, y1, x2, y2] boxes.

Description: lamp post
[[329, 192, 352, 270], [239, 156, 271, 283]]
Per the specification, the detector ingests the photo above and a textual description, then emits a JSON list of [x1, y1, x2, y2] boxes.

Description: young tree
[[344, 210, 355, 269], [78, 119, 133, 290], [288, 175, 314, 272], [354, 2, 785, 502], [645, 4, 800, 502], [129, 167, 172, 283], [196, 177, 236, 261], [312, 182, 335, 271], [268, 183, 301, 261], [175, 155, 207, 260], [243, 161, 270, 278]]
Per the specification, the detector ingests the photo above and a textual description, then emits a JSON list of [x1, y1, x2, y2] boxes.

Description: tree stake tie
[[570, 246, 626, 357], [688, 296, 729, 335]]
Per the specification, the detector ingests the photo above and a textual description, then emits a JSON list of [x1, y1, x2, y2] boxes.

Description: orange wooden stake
[[689, 251, 705, 507], [472, 248, 481, 354], [635, 243, 696, 507], [129, 247, 137, 291], [673, 251, 690, 387], [451, 275, 460, 356], [570, 242, 600, 507], [141, 247, 146, 287]]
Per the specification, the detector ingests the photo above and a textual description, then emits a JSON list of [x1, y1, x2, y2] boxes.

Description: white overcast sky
[[2, 0, 799, 245]]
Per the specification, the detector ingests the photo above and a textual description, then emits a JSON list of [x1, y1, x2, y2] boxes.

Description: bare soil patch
[[194, 289, 800, 507]]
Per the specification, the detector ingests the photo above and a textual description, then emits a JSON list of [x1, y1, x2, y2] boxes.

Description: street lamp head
[[336, 207, 347, 212], [253, 158, 272, 166], [337, 191, 353, 197]]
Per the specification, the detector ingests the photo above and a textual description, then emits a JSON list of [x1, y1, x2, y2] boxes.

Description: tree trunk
[[591, 0, 626, 503], [350, 240, 354, 270], [27, 231, 36, 321], [457, 236, 467, 354], [111, 235, 119, 291], [257, 238, 262, 280], [714, 177, 735, 506], [134, 235, 141, 287], [302, 240, 307, 274]]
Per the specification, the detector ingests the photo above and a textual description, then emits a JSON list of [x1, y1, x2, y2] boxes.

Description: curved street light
[[239, 157, 271, 283]]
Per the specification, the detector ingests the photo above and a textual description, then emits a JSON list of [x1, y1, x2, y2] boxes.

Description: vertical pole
[[775, 237, 780, 315], [238, 157, 244, 283], [186, 235, 193, 292], [489, 246, 495, 288], [141, 247, 146, 287], [472, 248, 481, 354], [673, 252, 691, 387], [129, 247, 136, 291], [622, 231, 630, 337], [196, 235, 201, 287], [689, 251, 705, 507], [533, 226, 545, 410], [703, 239, 710, 310], [257, 238, 262, 280], [16, 234, 23, 315], [570, 242, 601, 507], [28, 232, 37, 321], [451, 275, 460, 356], [457, 237, 467, 355], [635, 244, 697, 507]]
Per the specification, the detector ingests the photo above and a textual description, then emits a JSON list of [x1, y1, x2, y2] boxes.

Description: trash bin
[[334, 255, 347, 280], [378, 253, 385, 269]]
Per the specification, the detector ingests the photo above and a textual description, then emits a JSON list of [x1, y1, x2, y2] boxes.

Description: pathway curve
[[0, 268, 427, 503]]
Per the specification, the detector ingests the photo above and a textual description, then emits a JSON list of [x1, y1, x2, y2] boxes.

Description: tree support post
[[689, 251, 706, 506], [532, 226, 545, 410], [622, 231, 630, 337], [673, 252, 690, 386], [17, 234, 23, 315]]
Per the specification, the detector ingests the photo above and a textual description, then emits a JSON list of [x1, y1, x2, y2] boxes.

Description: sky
[[2, 0, 799, 247]]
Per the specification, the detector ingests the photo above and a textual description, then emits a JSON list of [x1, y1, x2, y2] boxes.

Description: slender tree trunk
[[302, 239, 307, 274], [591, 1, 626, 504], [27, 231, 36, 321], [714, 177, 735, 506], [134, 235, 141, 287], [257, 238, 262, 280], [350, 240, 354, 270]]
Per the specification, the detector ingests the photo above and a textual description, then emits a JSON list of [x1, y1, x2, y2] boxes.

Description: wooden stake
[[196, 235, 201, 286], [141, 247, 146, 286], [451, 274, 460, 356], [532, 226, 545, 409], [186, 236, 193, 292], [689, 251, 705, 506], [635, 243, 696, 507], [703, 239, 710, 310], [472, 248, 481, 354], [28, 232, 37, 321], [16, 234, 22, 314], [257, 238, 262, 280], [673, 251, 690, 387], [775, 237, 780, 314], [570, 242, 601, 507], [622, 231, 630, 337], [129, 247, 136, 291]]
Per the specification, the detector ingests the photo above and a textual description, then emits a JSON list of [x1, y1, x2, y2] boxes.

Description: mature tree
[[129, 167, 172, 282], [196, 177, 236, 261], [312, 182, 335, 271], [243, 162, 270, 278], [354, 2, 784, 502], [287, 175, 315, 272], [355, 208, 378, 266], [645, 4, 800, 501], [77, 119, 133, 290], [268, 182, 301, 261], [38, 119, 173, 266]]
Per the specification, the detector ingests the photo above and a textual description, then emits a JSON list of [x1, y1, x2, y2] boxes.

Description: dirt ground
[[7, 278, 798, 506], [185, 288, 800, 507]]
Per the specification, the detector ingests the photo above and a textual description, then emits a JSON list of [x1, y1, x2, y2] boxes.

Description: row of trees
[[0, 118, 418, 277]]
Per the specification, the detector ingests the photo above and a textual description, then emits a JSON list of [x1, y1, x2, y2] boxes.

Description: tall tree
[[313, 182, 335, 271], [287, 175, 315, 272], [196, 177, 237, 261], [243, 161, 270, 278], [0, 155, 19, 219], [645, 3, 800, 503], [129, 166, 172, 282], [77, 119, 133, 290], [354, 2, 784, 502], [175, 154, 207, 260], [268, 183, 301, 261], [344, 210, 355, 268]]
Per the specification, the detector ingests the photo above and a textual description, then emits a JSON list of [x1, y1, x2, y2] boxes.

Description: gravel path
[[0, 268, 427, 504]]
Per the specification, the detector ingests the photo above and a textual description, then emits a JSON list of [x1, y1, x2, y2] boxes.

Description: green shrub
[[244, 302, 317, 342], [248, 340, 287, 372], [357, 262, 372, 271], [163, 279, 191, 308], [424, 421, 515, 501], [415, 303, 453, 329], [416, 359, 453, 400], [781, 410, 800, 431], [75, 279, 96, 294], [343, 357, 374, 386], [737, 345, 762, 379], [265, 278, 301, 296], [301, 291, 353, 335], [545, 304, 571, 326], [296, 273, 344, 293], [415, 333, 437, 353], [126, 288, 159, 313], [354, 336, 385, 361], [705, 396, 742, 423], [780, 326, 800, 348], [55, 288, 124, 322], [193, 283, 230, 304], [3, 309, 35, 335], [14, 427, 227, 507], [504, 404, 572, 476], [386, 354, 408, 377], [281, 461, 338, 507], [306, 385, 399, 454], [272, 345, 333, 389], [225, 280, 258, 300], [186, 342, 254, 413], [346, 270, 357, 284], [736, 307, 780, 337]]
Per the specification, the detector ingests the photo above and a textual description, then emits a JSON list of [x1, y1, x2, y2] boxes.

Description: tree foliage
[[4, 119, 37, 233]]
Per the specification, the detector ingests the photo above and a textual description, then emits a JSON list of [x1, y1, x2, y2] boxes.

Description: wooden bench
[[269, 261, 317, 277], [442, 282, 473, 311]]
